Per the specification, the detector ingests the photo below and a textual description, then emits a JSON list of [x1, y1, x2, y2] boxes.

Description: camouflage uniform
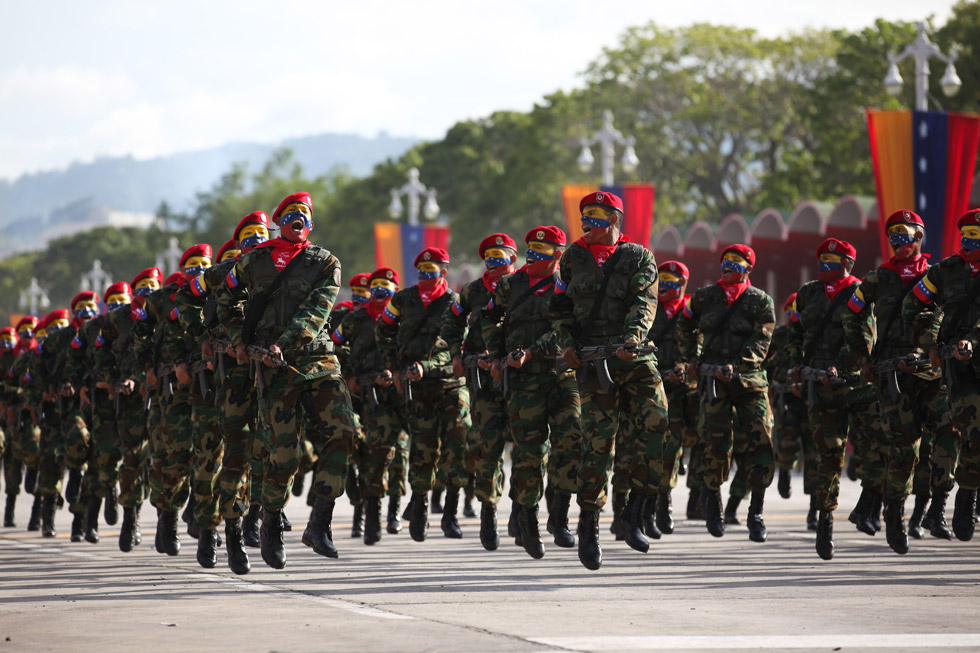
[[765, 326, 814, 493]]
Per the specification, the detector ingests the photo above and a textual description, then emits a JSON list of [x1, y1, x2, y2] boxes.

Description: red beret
[[16, 316, 38, 330], [164, 272, 185, 286], [180, 244, 212, 267], [216, 239, 240, 263], [479, 233, 518, 258], [784, 292, 797, 310], [70, 291, 99, 309], [885, 209, 924, 230], [349, 273, 371, 289], [131, 267, 163, 288], [579, 191, 624, 214], [0, 327, 14, 337], [39, 309, 70, 329], [956, 208, 980, 230], [721, 244, 756, 266], [272, 192, 312, 223], [370, 267, 400, 286], [104, 281, 132, 299], [414, 247, 449, 267], [525, 226, 567, 247], [234, 211, 270, 240], [658, 260, 690, 278], [816, 238, 856, 260]]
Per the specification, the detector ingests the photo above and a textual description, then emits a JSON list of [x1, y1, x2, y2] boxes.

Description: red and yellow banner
[[561, 183, 656, 248]]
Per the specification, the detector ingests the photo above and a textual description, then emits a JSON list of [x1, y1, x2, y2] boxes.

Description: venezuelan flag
[[374, 222, 450, 282], [867, 108, 979, 259], [561, 183, 656, 247]]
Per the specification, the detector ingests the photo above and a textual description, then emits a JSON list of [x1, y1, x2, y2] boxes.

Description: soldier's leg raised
[[948, 379, 979, 542]]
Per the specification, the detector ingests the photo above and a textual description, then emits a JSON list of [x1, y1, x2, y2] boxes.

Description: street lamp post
[[577, 110, 639, 186], [79, 259, 113, 293], [389, 167, 440, 226], [19, 277, 50, 316], [884, 21, 961, 111]]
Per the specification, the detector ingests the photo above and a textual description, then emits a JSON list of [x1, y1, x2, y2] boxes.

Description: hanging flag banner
[[374, 222, 450, 283], [867, 108, 979, 259], [561, 183, 656, 248]]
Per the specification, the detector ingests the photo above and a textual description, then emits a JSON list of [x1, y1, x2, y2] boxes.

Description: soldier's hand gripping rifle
[[209, 338, 234, 385], [555, 343, 657, 393], [462, 353, 489, 395], [938, 342, 973, 393], [698, 363, 740, 402], [112, 380, 132, 419], [246, 345, 287, 398], [797, 366, 846, 410], [873, 354, 928, 400], [398, 367, 415, 406]]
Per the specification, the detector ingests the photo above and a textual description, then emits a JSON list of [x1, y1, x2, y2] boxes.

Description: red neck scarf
[[482, 270, 502, 294], [255, 237, 311, 271], [824, 275, 860, 300], [957, 251, 980, 276], [517, 265, 557, 294], [14, 339, 35, 356], [365, 300, 387, 322], [662, 294, 689, 320], [575, 234, 630, 266], [419, 278, 449, 307], [880, 253, 929, 282], [716, 278, 751, 306]]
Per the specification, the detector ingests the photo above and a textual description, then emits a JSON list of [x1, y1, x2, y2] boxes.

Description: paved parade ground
[[1, 476, 978, 653]]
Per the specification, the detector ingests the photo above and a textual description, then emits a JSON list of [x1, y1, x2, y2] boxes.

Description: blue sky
[[0, 0, 957, 180]]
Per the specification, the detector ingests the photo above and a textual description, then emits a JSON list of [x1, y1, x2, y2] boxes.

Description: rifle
[[155, 362, 175, 402], [245, 345, 287, 397], [770, 382, 795, 416], [873, 355, 928, 400], [938, 343, 972, 393], [797, 366, 846, 410], [555, 343, 658, 393], [112, 381, 131, 419], [209, 338, 234, 385], [462, 353, 489, 394], [189, 359, 211, 400], [355, 373, 381, 409], [698, 363, 741, 402], [398, 368, 414, 406]]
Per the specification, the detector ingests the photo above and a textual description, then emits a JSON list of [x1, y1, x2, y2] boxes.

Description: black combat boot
[[182, 494, 197, 538], [292, 471, 305, 497], [507, 500, 520, 538], [848, 487, 876, 536], [363, 497, 382, 545], [103, 484, 119, 526], [479, 501, 499, 551], [951, 487, 977, 542], [655, 489, 674, 535], [65, 468, 82, 505], [807, 495, 818, 531], [641, 493, 661, 541], [282, 512, 292, 532], [440, 486, 462, 539], [24, 467, 37, 494], [577, 509, 602, 570], [907, 493, 929, 539], [924, 490, 951, 540], [159, 510, 180, 556], [197, 528, 218, 568], [463, 480, 476, 518], [610, 491, 626, 540], [548, 491, 575, 548], [27, 494, 41, 532], [705, 488, 725, 537], [119, 507, 137, 552], [623, 492, 650, 553], [846, 456, 859, 481], [301, 497, 338, 558], [386, 496, 402, 534], [430, 487, 444, 514], [261, 508, 287, 568], [155, 508, 164, 553], [41, 494, 56, 538], [225, 518, 251, 575], [84, 495, 102, 543], [746, 490, 767, 543], [70, 512, 84, 542], [724, 495, 741, 525], [883, 496, 909, 554], [519, 505, 545, 559], [686, 486, 702, 520], [408, 492, 429, 542], [870, 491, 883, 532], [778, 468, 792, 499], [815, 510, 834, 561], [350, 503, 363, 538], [242, 505, 261, 548]]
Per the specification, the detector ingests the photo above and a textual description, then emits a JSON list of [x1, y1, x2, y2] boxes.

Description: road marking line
[[528, 634, 980, 650]]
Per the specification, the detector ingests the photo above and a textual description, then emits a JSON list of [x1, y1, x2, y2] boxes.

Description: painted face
[[105, 292, 132, 311], [370, 278, 396, 299], [351, 286, 371, 303], [483, 247, 513, 270], [219, 248, 242, 263], [721, 252, 749, 276], [239, 224, 270, 250], [658, 271, 684, 297], [817, 252, 845, 281], [182, 255, 212, 277], [46, 318, 70, 334], [278, 202, 313, 243], [417, 261, 441, 281], [961, 225, 980, 252], [35, 328, 48, 343], [17, 325, 34, 340], [526, 242, 557, 263], [0, 333, 15, 349], [786, 299, 800, 322], [581, 206, 614, 230], [134, 278, 161, 297], [74, 300, 99, 321], [888, 223, 919, 249]]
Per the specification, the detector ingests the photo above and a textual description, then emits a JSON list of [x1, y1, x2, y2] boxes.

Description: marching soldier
[[3, 316, 38, 527]]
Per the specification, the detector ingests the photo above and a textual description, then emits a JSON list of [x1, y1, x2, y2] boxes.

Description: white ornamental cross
[[19, 277, 51, 316], [79, 259, 113, 293]]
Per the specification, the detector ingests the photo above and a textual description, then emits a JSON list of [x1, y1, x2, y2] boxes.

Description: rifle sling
[[242, 247, 323, 346], [498, 273, 557, 357], [578, 245, 627, 346]]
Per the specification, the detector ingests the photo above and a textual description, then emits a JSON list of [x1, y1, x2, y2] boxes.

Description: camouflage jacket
[[132, 283, 181, 373], [176, 259, 236, 347], [375, 284, 457, 380], [333, 306, 386, 378], [482, 270, 560, 373], [440, 275, 496, 359], [94, 304, 142, 383], [786, 279, 864, 376], [65, 315, 107, 388], [764, 325, 788, 385]]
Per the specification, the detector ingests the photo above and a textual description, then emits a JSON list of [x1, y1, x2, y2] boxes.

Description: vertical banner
[[374, 222, 451, 282], [866, 109, 914, 259], [942, 113, 980, 257], [561, 184, 597, 243], [561, 182, 656, 248]]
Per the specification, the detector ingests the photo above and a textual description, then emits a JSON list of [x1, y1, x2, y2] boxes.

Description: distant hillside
[[0, 131, 419, 251]]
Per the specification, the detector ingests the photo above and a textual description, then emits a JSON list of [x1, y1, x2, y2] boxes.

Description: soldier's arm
[[421, 335, 453, 374], [277, 256, 342, 352], [784, 288, 805, 369], [176, 276, 209, 345], [738, 292, 775, 371], [375, 291, 403, 371], [676, 291, 701, 364], [550, 253, 576, 351], [440, 283, 472, 358], [623, 248, 659, 342], [329, 310, 355, 361], [842, 274, 876, 365], [217, 256, 251, 347], [903, 266, 944, 352], [481, 276, 510, 358]]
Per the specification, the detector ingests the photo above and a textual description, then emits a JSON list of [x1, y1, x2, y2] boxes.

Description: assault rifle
[[355, 373, 382, 409], [498, 348, 526, 396], [155, 362, 175, 402], [555, 343, 657, 393], [797, 366, 847, 410], [398, 368, 414, 406], [189, 359, 211, 400], [462, 353, 489, 394], [209, 338, 234, 385], [873, 354, 928, 400], [698, 363, 740, 403], [938, 343, 972, 393], [770, 382, 795, 416], [245, 345, 287, 397], [113, 380, 132, 418]]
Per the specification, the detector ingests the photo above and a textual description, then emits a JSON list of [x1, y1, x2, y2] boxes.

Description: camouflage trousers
[[155, 389, 193, 512], [190, 391, 224, 529], [13, 409, 40, 471], [947, 373, 980, 492], [116, 393, 149, 509], [216, 362, 265, 519], [877, 372, 957, 500], [699, 376, 774, 493], [358, 385, 406, 499], [578, 357, 668, 510], [469, 374, 509, 504], [806, 381, 882, 511], [61, 403, 90, 515], [405, 379, 470, 493], [662, 380, 698, 491], [773, 392, 810, 474], [388, 430, 408, 497], [508, 369, 582, 508], [257, 369, 356, 510], [36, 401, 64, 496], [146, 394, 167, 509], [87, 388, 120, 498]]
